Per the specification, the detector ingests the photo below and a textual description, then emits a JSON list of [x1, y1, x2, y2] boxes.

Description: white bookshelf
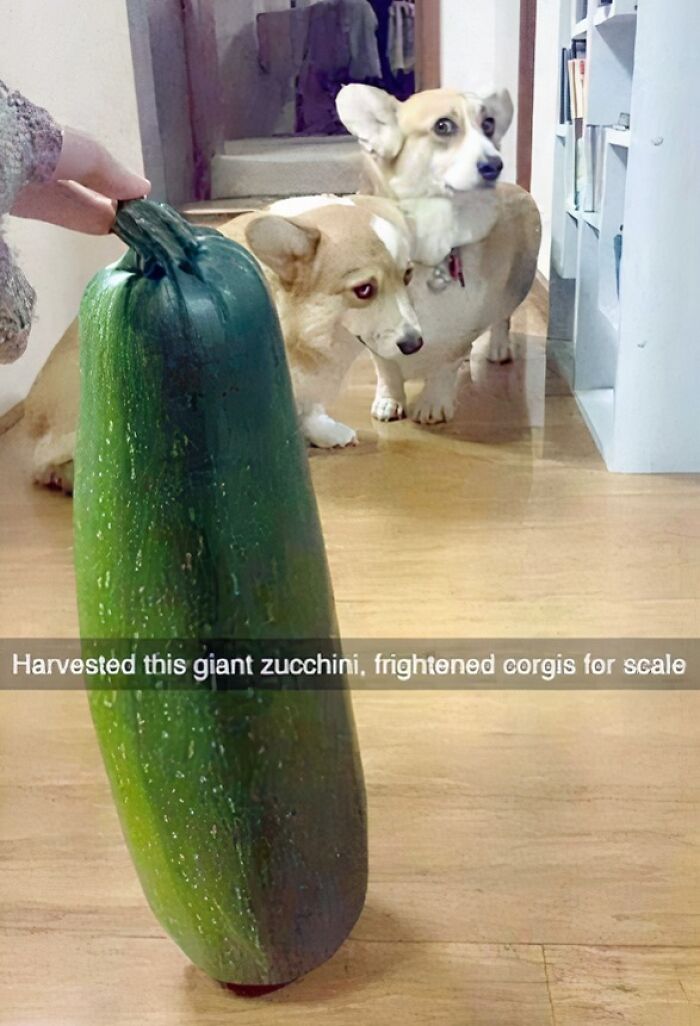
[[548, 0, 700, 472]]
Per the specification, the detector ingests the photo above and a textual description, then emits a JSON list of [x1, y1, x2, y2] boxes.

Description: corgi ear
[[336, 84, 404, 160], [245, 216, 321, 287], [480, 88, 514, 147]]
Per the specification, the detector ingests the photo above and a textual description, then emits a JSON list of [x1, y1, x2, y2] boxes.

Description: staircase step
[[211, 136, 363, 199], [180, 198, 273, 228]]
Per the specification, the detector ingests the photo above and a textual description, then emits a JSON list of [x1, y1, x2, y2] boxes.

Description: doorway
[[128, 0, 439, 204], [210, 0, 426, 201], [217, 0, 419, 142]]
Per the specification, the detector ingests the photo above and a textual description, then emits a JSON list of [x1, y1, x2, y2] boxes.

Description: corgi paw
[[305, 414, 358, 449], [34, 461, 74, 496], [411, 393, 455, 425], [372, 396, 406, 422], [486, 337, 516, 364]]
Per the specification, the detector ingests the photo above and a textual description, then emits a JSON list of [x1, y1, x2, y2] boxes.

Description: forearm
[[0, 80, 63, 217], [0, 237, 33, 364]]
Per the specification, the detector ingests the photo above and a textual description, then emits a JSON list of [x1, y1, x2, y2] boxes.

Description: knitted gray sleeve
[[0, 81, 63, 364]]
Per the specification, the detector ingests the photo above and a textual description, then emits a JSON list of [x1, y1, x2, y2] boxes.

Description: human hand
[[10, 127, 151, 235]]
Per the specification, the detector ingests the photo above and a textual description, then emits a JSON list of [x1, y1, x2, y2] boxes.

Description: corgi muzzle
[[397, 330, 424, 356], [477, 156, 504, 183]]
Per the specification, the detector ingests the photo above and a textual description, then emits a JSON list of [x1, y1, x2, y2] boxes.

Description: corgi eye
[[353, 282, 377, 301], [404, 267, 414, 285], [482, 117, 496, 138], [433, 117, 459, 138]]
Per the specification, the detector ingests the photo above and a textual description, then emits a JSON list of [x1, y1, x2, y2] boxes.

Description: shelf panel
[[594, 2, 637, 29], [607, 128, 631, 149], [566, 205, 582, 223], [596, 141, 628, 342], [587, 1, 637, 125], [600, 301, 620, 334], [573, 17, 588, 39], [575, 388, 615, 462], [582, 211, 602, 231]]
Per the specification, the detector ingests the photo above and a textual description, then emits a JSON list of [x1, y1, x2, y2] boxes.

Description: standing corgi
[[337, 85, 542, 425]]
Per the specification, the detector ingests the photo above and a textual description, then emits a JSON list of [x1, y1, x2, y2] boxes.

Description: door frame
[[517, 0, 538, 190], [416, 0, 441, 90]]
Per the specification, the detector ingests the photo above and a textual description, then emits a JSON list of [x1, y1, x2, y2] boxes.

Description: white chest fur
[[400, 191, 501, 267]]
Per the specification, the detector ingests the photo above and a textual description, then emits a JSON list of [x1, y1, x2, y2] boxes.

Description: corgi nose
[[477, 156, 503, 182], [397, 331, 424, 356]]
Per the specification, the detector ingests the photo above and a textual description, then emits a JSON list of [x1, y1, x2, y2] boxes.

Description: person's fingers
[[54, 127, 151, 200], [10, 180, 118, 235]]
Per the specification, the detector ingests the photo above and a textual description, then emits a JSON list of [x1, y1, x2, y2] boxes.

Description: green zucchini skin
[[73, 201, 367, 985]]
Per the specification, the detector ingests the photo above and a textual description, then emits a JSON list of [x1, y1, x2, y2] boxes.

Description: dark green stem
[[113, 200, 202, 277]]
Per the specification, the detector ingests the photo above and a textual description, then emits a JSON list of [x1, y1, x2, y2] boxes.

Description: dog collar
[[448, 248, 466, 288], [426, 249, 468, 294]]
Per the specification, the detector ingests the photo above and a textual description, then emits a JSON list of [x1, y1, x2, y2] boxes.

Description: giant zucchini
[[73, 201, 367, 986]]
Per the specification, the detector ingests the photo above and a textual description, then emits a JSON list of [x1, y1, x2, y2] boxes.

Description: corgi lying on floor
[[25, 195, 421, 491], [337, 84, 542, 425]]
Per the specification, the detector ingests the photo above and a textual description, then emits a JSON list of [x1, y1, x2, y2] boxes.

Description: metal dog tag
[[428, 265, 451, 293]]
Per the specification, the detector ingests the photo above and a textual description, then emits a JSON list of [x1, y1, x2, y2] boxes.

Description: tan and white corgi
[[336, 84, 542, 425], [222, 195, 421, 448], [25, 194, 421, 491]]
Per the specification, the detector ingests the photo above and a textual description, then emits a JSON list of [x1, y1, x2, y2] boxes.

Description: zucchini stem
[[113, 199, 202, 278]]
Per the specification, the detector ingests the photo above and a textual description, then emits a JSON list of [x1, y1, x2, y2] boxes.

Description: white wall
[[0, 0, 145, 417], [142, 0, 196, 204], [441, 0, 562, 272], [128, 0, 223, 204], [440, 0, 520, 182], [493, 0, 522, 182], [531, 0, 560, 277]]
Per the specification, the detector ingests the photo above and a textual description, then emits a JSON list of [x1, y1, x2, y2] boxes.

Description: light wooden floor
[[1, 295, 700, 1025]]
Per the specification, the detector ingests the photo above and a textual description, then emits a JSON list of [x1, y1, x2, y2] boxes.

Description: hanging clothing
[[257, 0, 383, 135], [388, 0, 416, 75], [297, 0, 352, 134], [343, 0, 382, 81], [254, 0, 295, 14], [256, 5, 312, 134], [256, 6, 310, 75], [257, 0, 381, 81]]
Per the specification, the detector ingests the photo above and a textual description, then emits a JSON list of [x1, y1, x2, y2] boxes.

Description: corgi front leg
[[486, 318, 516, 364], [33, 431, 76, 495], [411, 359, 463, 425], [370, 354, 408, 422], [301, 404, 358, 449]]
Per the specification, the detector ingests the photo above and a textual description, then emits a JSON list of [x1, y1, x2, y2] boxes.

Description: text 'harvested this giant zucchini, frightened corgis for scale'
[[26, 194, 422, 492]]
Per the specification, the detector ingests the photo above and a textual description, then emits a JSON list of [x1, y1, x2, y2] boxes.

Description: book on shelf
[[567, 59, 577, 121], [574, 122, 585, 210], [560, 48, 570, 123], [614, 227, 624, 296], [560, 40, 586, 124], [582, 125, 606, 212], [569, 56, 586, 119]]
